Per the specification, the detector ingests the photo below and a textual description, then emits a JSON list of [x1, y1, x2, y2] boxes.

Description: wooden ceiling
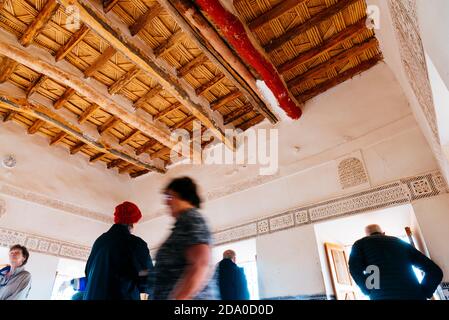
[[0, 0, 382, 178]]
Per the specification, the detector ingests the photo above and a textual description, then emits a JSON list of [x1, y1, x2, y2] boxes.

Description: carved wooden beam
[[103, 0, 119, 13], [49, 131, 68, 145], [248, 0, 307, 31], [119, 128, 139, 145], [53, 87, 75, 110], [0, 57, 19, 83], [0, 35, 176, 149], [83, 46, 117, 78], [278, 18, 368, 74], [153, 30, 185, 57], [136, 138, 158, 156], [26, 75, 47, 98], [264, 0, 360, 53], [19, 0, 60, 47], [98, 116, 120, 134], [296, 54, 382, 102], [196, 74, 225, 96], [107, 158, 125, 169], [223, 104, 253, 125], [130, 3, 164, 36], [27, 119, 45, 134], [119, 163, 135, 174], [0, 94, 166, 173], [177, 54, 208, 78], [288, 37, 378, 89], [108, 66, 140, 95], [56, 0, 233, 150], [172, 115, 195, 129], [3, 110, 16, 122], [130, 169, 150, 178], [134, 85, 162, 110], [160, 0, 278, 124], [89, 152, 107, 162], [70, 141, 86, 154], [55, 25, 90, 62], [78, 103, 100, 124], [154, 102, 182, 121], [210, 91, 242, 111], [238, 114, 265, 131]]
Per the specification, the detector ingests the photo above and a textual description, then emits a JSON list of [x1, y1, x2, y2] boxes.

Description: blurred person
[[216, 250, 250, 300], [349, 224, 443, 300], [0, 244, 31, 300], [84, 201, 154, 300], [153, 177, 217, 300]]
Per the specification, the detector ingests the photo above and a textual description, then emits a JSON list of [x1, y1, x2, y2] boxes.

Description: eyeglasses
[[163, 193, 174, 201]]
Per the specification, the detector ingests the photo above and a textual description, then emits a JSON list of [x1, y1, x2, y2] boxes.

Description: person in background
[[84, 201, 154, 300], [153, 177, 217, 300], [0, 244, 32, 300], [348, 224, 443, 300], [217, 250, 250, 300]]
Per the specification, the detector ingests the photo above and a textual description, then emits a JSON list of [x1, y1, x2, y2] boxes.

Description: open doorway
[[213, 238, 259, 300], [314, 204, 428, 300]]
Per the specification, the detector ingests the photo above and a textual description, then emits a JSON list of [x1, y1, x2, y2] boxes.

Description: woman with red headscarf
[[83, 201, 154, 300]]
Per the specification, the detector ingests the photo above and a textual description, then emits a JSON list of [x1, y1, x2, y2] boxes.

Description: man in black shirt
[[349, 224, 443, 300], [217, 250, 250, 300]]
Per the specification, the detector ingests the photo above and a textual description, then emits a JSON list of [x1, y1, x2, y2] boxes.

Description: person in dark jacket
[[348, 224, 443, 300], [84, 201, 154, 300], [217, 250, 250, 300]]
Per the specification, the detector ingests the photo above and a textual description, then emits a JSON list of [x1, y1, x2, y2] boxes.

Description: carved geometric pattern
[[213, 223, 257, 245], [0, 198, 5, 219], [269, 213, 294, 232], [432, 173, 449, 194], [0, 184, 112, 224], [208, 171, 447, 246], [338, 157, 368, 189], [257, 220, 270, 234], [401, 174, 439, 200], [294, 210, 309, 225], [0, 227, 90, 261], [388, 0, 440, 143]]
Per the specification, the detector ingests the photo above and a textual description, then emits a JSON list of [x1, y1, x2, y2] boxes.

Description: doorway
[[314, 204, 426, 300]]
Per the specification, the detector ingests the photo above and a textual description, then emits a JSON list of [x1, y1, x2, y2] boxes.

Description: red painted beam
[[194, 0, 302, 120]]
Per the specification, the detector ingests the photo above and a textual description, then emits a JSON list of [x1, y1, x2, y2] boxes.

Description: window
[[50, 258, 85, 300]]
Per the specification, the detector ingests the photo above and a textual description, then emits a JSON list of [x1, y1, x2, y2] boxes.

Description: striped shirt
[[153, 208, 218, 300]]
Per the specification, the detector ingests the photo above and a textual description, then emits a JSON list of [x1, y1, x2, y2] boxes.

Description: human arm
[[348, 242, 370, 296], [407, 245, 443, 298], [169, 244, 212, 300]]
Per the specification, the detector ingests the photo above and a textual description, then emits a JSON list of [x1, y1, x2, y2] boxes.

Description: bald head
[[365, 224, 384, 236], [223, 250, 236, 263]]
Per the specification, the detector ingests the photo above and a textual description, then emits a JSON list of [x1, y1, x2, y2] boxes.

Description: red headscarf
[[114, 201, 142, 225]]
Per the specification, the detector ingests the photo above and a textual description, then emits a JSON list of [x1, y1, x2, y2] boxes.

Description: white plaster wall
[[256, 224, 325, 298], [412, 194, 449, 281], [0, 121, 132, 215], [137, 119, 437, 249], [0, 195, 109, 247], [0, 247, 58, 300], [417, 0, 449, 91]]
